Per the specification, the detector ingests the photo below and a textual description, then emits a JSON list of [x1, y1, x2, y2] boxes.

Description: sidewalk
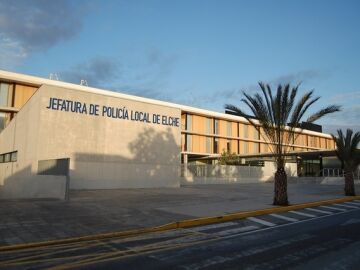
[[0, 183, 356, 246]]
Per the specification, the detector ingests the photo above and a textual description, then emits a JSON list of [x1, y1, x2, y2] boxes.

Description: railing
[[181, 164, 265, 179], [321, 168, 360, 180]]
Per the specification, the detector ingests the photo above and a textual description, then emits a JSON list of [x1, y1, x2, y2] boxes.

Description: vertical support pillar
[[183, 154, 188, 178], [319, 155, 323, 177]]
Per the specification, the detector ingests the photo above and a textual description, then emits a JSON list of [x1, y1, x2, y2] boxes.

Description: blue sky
[[0, 0, 359, 133]]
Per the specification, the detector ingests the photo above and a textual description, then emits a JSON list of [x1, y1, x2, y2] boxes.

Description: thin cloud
[[58, 49, 177, 101], [0, 0, 84, 67], [118, 85, 166, 100], [329, 91, 360, 103], [193, 69, 329, 107], [272, 70, 328, 86], [0, 34, 27, 67], [323, 124, 360, 135], [112, 49, 177, 100], [320, 105, 360, 134], [60, 57, 120, 87]]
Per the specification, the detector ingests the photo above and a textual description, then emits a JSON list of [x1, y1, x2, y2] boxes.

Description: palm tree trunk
[[273, 166, 289, 205], [344, 170, 356, 196]]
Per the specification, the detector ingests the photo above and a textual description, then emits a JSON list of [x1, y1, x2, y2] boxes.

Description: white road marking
[[344, 201, 360, 206], [335, 203, 359, 209], [289, 210, 316, 218], [270, 213, 298, 222], [215, 225, 259, 236], [190, 222, 238, 232], [247, 217, 276, 227], [320, 205, 347, 212], [306, 208, 332, 214]]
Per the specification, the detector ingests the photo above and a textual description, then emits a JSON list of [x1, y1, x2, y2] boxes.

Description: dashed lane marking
[[270, 213, 299, 222], [320, 205, 347, 212], [305, 208, 332, 214], [247, 217, 276, 227], [335, 203, 359, 209], [289, 210, 316, 218], [343, 201, 360, 207]]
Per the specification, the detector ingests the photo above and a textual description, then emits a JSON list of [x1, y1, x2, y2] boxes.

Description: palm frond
[[225, 83, 341, 167], [332, 129, 360, 171], [307, 105, 341, 123]]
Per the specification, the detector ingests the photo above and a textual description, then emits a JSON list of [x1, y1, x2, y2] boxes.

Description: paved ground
[[2, 199, 360, 269], [0, 183, 358, 246]]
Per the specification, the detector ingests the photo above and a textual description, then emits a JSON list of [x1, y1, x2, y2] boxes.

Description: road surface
[[2, 200, 360, 269]]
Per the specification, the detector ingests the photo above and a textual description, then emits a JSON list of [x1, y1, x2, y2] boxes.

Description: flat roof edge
[[0, 69, 333, 138]]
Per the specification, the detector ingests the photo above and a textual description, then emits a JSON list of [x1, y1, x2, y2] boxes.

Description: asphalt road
[[2, 200, 360, 269]]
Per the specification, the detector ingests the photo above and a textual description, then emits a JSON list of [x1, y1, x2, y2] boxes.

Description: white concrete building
[[0, 70, 336, 199]]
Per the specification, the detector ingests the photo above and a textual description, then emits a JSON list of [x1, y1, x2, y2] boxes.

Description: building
[[0, 70, 337, 199]]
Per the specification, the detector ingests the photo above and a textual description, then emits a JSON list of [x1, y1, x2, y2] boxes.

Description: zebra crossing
[[185, 200, 360, 236]]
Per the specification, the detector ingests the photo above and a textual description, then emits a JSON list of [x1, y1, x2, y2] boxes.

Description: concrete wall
[[0, 84, 182, 198], [181, 162, 298, 185]]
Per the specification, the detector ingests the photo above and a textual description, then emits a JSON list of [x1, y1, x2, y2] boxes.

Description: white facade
[[0, 83, 182, 199]]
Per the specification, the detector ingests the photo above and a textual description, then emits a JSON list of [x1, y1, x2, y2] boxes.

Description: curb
[[1, 196, 360, 252]]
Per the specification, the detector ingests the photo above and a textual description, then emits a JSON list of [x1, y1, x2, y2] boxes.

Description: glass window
[[0, 154, 3, 163], [186, 134, 192, 152], [186, 114, 192, 131], [206, 137, 212, 153], [0, 112, 6, 131], [227, 140, 231, 152], [0, 83, 10, 107], [227, 122, 232, 137], [205, 118, 212, 134], [253, 143, 259, 153], [214, 119, 219, 134], [244, 141, 249, 154], [254, 127, 259, 140], [214, 138, 219, 154], [11, 151, 17, 162], [4, 153, 10, 162], [243, 125, 248, 138]]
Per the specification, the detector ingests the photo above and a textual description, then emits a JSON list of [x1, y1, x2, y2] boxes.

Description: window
[[11, 151, 17, 162], [186, 134, 192, 152], [214, 119, 219, 134], [253, 143, 259, 153], [214, 138, 219, 154], [0, 151, 17, 163], [206, 137, 212, 153], [227, 122, 232, 137], [227, 140, 231, 152], [186, 114, 192, 131], [4, 153, 11, 162], [243, 125, 248, 138], [253, 127, 259, 140], [244, 141, 249, 154], [0, 113, 6, 130], [205, 118, 212, 134], [0, 82, 11, 107]]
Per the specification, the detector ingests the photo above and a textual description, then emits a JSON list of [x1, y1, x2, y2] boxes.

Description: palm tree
[[225, 82, 341, 206], [332, 129, 360, 196]]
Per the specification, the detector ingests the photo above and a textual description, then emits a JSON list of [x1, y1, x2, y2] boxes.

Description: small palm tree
[[332, 129, 360, 196], [225, 82, 341, 206]]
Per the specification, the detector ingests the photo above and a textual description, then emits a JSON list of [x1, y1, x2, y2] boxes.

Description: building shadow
[[71, 127, 181, 189]]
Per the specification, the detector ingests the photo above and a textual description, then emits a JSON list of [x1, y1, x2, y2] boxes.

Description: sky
[[0, 0, 359, 134]]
